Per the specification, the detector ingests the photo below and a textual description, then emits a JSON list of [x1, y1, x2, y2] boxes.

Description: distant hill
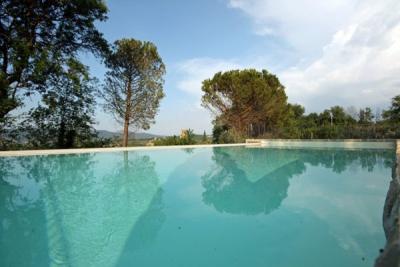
[[96, 130, 163, 140]]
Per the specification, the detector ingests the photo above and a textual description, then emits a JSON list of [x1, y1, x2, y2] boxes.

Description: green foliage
[[153, 129, 197, 146], [202, 69, 288, 137], [358, 107, 374, 124], [383, 95, 400, 122], [0, 116, 21, 150], [101, 38, 165, 146], [212, 122, 237, 144], [180, 129, 196, 145], [22, 59, 100, 148], [0, 0, 108, 119], [153, 136, 195, 146], [202, 130, 207, 142]]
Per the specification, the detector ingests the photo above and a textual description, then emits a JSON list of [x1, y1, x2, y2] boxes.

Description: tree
[[0, 0, 108, 120], [180, 129, 195, 145], [101, 39, 165, 147], [358, 107, 374, 124], [319, 106, 354, 126], [330, 106, 353, 125], [23, 59, 97, 148], [211, 118, 234, 144], [288, 104, 305, 120], [346, 106, 359, 121], [383, 95, 400, 122], [201, 69, 288, 138], [281, 103, 306, 138], [202, 130, 207, 143]]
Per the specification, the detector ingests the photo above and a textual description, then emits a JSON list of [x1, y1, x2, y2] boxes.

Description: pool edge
[[246, 139, 396, 150], [0, 143, 248, 157], [375, 143, 400, 267]]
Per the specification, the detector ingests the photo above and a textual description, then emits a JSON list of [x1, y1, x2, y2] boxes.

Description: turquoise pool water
[[0, 146, 395, 267]]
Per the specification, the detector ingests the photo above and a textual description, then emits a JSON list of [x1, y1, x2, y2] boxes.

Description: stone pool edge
[[375, 140, 400, 267], [0, 143, 248, 157], [246, 138, 396, 150]]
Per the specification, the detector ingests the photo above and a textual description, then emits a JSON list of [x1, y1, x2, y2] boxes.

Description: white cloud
[[174, 0, 400, 117], [176, 58, 243, 98], [226, 0, 400, 111], [228, 0, 357, 57], [279, 0, 400, 111]]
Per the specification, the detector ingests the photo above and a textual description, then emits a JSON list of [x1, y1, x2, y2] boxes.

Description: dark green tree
[[101, 39, 165, 147], [211, 118, 234, 144], [383, 95, 400, 122], [202, 69, 288, 138], [202, 130, 207, 143], [180, 129, 195, 145], [281, 103, 305, 138], [330, 106, 353, 125], [0, 0, 108, 120], [23, 59, 97, 148], [358, 107, 374, 124], [288, 103, 305, 119]]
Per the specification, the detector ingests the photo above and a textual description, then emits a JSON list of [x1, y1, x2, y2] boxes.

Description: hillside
[[97, 130, 163, 140]]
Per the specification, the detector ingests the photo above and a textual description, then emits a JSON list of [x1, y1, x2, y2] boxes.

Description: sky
[[85, 0, 400, 135]]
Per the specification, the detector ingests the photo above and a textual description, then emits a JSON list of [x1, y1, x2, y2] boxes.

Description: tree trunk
[[123, 117, 129, 147], [57, 120, 66, 148], [122, 79, 132, 147]]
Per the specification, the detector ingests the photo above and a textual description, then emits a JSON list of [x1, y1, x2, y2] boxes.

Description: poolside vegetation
[[203, 70, 400, 143], [0, 1, 399, 150]]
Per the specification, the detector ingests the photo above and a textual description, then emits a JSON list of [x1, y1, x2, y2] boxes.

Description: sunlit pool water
[[0, 146, 395, 267]]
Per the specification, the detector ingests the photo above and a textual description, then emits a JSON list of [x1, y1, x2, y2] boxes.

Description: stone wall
[[245, 139, 396, 150], [375, 140, 400, 267]]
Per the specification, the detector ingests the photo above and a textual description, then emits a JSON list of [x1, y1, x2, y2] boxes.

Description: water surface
[[0, 147, 395, 267]]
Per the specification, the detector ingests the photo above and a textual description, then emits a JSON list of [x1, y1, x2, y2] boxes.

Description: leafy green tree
[[23, 59, 98, 148], [281, 103, 305, 138], [0, 116, 19, 149], [202, 69, 288, 138], [0, 0, 108, 120], [330, 106, 353, 125], [202, 130, 207, 143], [288, 103, 305, 119], [211, 118, 234, 144], [383, 95, 400, 122], [318, 106, 354, 126], [101, 39, 165, 147], [305, 113, 319, 126], [358, 107, 374, 124], [180, 129, 196, 145]]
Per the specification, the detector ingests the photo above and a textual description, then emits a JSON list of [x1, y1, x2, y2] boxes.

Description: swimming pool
[[0, 146, 395, 266]]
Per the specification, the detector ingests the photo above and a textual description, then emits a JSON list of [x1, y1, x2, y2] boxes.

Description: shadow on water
[[0, 151, 166, 267], [302, 148, 395, 173], [201, 147, 395, 215], [0, 153, 96, 266], [114, 152, 166, 266], [0, 156, 49, 266], [201, 147, 306, 215]]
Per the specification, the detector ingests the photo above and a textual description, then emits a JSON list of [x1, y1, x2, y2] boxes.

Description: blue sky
[[85, 0, 400, 135]]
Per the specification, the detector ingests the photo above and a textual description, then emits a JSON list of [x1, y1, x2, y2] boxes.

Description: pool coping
[[0, 143, 248, 157], [246, 139, 397, 150], [375, 146, 400, 267], [0, 139, 398, 157]]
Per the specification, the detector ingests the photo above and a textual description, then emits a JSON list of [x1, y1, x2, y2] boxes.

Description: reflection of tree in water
[[0, 153, 95, 266], [302, 149, 395, 173], [114, 152, 166, 250], [182, 147, 195, 154], [202, 147, 395, 216], [0, 152, 166, 267], [201, 147, 306, 215]]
